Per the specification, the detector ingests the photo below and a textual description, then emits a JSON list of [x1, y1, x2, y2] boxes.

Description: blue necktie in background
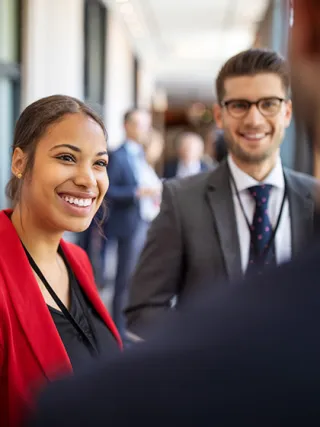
[[246, 184, 276, 275]]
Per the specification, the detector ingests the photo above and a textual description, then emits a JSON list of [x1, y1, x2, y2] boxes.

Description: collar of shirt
[[227, 154, 284, 193], [177, 160, 201, 172], [125, 140, 144, 157]]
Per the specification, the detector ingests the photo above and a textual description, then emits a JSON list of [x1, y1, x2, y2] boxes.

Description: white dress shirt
[[125, 140, 162, 222], [227, 155, 292, 273], [176, 160, 202, 178]]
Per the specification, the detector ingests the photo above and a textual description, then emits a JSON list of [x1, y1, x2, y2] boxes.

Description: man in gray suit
[[125, 48, 318, 339]]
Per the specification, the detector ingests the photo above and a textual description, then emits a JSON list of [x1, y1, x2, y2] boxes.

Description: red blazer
[[0, 210, 122, 427]]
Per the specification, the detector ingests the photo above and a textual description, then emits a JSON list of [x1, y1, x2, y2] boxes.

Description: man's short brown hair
[[215, 48, 290, 104]]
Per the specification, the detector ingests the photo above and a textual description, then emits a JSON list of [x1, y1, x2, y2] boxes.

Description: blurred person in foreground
[[101, 109, 162, 339], [0, 95, 122, 427], [27, 1, 320, 425], [162, 131, 213, 179], [125, 47, 319, 339]]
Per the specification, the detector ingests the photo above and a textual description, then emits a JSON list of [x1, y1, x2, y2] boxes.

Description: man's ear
[[213, 104, 223, 129]]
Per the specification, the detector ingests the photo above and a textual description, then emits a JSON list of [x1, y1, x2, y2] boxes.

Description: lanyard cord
[[22, 243, 98, 356], [227, 164, 288, 258]]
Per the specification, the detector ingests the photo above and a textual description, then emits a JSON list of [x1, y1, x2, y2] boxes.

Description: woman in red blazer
[[0, 95, 122, 427]]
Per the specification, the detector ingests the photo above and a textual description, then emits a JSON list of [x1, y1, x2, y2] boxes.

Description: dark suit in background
[[125, 160, 318, 338], [214, 130, 228, 163], [78, 145, 139, 268], [104, 145, 140, 241], [102, 144, 147, 338], [28, 241, 320, 427], [162, 158, 209, 179]]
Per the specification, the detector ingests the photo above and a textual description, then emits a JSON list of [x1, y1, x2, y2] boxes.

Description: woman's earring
[[17, 172, 22, 179]]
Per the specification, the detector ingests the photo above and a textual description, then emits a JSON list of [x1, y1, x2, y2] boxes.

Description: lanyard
[[227, 165, 288, 259], [22, 243, 98, 356]]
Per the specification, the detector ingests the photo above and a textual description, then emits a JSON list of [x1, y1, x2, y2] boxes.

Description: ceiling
[[106, 0, 270, 105]]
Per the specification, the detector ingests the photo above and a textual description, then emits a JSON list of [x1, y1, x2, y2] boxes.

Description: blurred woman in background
[[0, 95, 121, 427]]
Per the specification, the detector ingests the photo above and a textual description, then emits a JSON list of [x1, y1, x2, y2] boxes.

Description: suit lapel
[[206, 162, 242, 281], [204, 165, 314, 278], [285, 170, 314, 257]]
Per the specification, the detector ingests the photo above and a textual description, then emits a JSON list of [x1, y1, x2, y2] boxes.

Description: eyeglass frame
[[220, 97, 288, 118]]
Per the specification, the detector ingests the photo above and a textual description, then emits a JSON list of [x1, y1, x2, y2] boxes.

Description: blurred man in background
[[162, 131, 213, 179], [164, 102, 214, 160], [101, 109, 162, 339], [29, 1, 320, 425]]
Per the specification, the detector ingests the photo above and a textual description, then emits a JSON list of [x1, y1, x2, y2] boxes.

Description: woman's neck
[[11, 206, 63, 266]]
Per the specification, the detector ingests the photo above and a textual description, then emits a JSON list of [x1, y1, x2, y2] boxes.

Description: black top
[[48, 286, 118, 373], [11, 211, 119, 369], [34, 246, 119, 372]]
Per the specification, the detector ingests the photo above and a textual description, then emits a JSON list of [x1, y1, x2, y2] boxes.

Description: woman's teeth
[[62, 196, 92, 207]]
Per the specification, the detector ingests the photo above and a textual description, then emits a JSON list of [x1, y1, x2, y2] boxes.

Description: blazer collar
[[206, 161, 242, 282], [0, 210, 122, 379], [284, 170, 315, 257], [0, 210, 71, 380]]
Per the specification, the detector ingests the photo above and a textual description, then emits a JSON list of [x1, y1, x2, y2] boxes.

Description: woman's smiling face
[[12, 112, 109, 233]]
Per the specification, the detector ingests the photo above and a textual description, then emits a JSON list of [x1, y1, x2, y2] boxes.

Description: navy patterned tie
[[246, 184, 276, 275]]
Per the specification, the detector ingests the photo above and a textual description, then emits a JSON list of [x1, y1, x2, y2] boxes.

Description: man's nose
[[243, 104, 265, 125]]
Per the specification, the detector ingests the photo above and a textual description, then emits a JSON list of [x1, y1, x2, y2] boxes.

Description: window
[[84, 0, 107, 116], [0, 0, 21, 208]]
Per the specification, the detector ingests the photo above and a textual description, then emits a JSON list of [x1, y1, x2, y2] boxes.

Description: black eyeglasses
[[221, 97, 286, 118]]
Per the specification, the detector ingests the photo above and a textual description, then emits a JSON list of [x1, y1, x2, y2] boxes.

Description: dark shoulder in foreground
[[28, 239, 320, 426]]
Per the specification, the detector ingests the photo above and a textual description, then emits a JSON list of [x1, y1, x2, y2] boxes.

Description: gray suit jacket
[[125, 161, 318, 337]]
